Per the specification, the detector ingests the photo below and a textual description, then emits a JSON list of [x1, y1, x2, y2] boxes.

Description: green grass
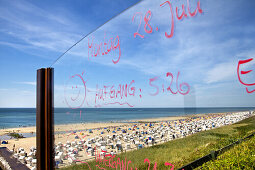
[[7, 132, 24, 139], [62, 115, 255, 170], [199, 135, 255, 169]]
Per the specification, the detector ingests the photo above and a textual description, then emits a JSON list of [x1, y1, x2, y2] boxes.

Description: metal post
[[210, 151, 216, 160], [36, 68, 54, 170]]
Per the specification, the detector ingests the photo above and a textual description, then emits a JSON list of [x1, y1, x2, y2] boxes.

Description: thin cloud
[[0, 0, 85, 56], [15, 81, 36, 86]]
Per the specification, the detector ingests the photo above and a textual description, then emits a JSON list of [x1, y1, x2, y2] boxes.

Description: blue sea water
[[0, 107, 254, 129]]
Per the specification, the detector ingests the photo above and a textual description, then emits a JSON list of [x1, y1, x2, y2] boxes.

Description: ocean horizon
[[0, 107, 255, 129]]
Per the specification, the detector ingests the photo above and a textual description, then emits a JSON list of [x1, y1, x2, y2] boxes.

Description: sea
[[0, 107, 255, 129]]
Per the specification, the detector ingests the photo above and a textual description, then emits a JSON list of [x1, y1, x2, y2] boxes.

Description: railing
[[178, 132, 255, 170]]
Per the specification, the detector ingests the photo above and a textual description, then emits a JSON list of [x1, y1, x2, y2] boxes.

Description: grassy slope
[[62, 115, 255, 170], [199, 135, 255, 169]]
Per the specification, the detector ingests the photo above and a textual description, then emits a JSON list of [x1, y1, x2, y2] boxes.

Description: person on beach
[[13, 144, 15, 152]]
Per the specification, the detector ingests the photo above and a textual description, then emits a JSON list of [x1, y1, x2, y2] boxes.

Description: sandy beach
[[0, 111, 253, 169], [0, 116, 187, 136], [0, 116, 188, 162]]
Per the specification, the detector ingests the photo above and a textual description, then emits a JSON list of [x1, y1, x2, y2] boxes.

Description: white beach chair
[[32, 159, 37, 166], [125, 143, 131, 150], [19, 156, 25, 163]]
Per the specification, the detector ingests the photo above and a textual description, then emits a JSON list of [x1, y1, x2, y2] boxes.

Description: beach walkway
[[0, 147, 29, 170]]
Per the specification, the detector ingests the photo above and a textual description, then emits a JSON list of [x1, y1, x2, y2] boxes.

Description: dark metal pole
[[36, 68, 54, 170]]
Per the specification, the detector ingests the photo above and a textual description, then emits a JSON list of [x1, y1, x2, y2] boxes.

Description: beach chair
[[20, 151, 26, 156], [55, 155, 62, 163], [74, 145, 81, 151], [31, 159, 37, 166], [95, 142, 101, 149], [148, 139, 152, 146], [18, 148, 24, 152], [138, 144, 143, 149], [116, 144, 122, 151], [125, 143, 131, 150], [13, 153, 19, 158], [28, 152, 35, 158], [106, 139, 111, 144], [87, 148, 93, 156], [108, 143, 114, 149], [71, 141, 76, 146], [78, 141, 83, 146], [68, 157, 74, 163], [57, 152, 64, 160]]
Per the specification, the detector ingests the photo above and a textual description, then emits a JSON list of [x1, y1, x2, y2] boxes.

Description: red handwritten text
[[88, 33, 121, 64], [237, 58, 255, 93], [95, 80, 135, 107], [149, 71, 190, 96], [65, 71, 190, 109], [95, 151, 175, 170], [132, 0, 203, 39]]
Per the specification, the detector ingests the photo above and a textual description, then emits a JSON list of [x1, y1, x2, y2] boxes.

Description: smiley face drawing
[[64, 73, 87, 109]]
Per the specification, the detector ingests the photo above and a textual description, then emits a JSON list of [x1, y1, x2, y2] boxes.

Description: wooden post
[[36, 68, 54, 170]]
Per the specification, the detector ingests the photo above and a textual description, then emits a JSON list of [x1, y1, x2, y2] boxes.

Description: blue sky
[[0, 0, 255, 108]]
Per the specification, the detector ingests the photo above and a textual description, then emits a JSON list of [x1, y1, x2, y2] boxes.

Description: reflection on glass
[[1, 0, 254, 169], [52, 0, 255, 169]]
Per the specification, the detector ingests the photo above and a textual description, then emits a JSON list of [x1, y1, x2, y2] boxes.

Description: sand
[[131, 116, 187, 122], [0, 116, 187, 155], [1, 111, 252, 168], [0, 116, 187, 136]]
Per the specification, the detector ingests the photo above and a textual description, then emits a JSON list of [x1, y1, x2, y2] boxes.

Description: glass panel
[[52, 0, 255, 169]]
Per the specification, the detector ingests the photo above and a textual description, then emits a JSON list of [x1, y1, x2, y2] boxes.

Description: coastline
[[0, 114, 192, 155], [0, 110, 253, 169], [0, 115, 188, 136], [1, 107, 255, 131], [1, 109, 254, 136]]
